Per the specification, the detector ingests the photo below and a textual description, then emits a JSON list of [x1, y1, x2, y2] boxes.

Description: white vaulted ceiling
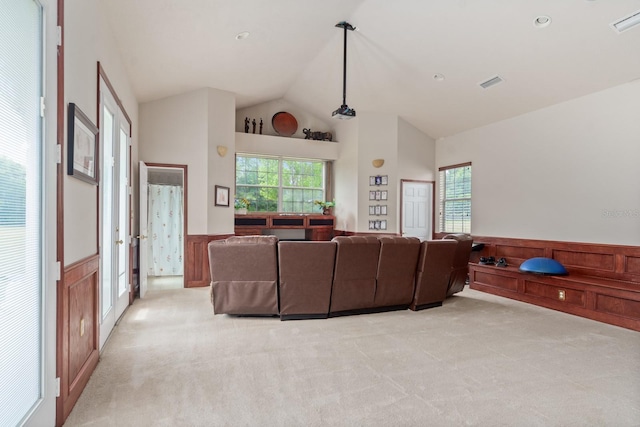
[[101, 0, 640, 138]]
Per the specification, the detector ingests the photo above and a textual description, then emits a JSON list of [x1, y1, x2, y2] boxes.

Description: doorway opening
[[139, 163, 187, 295]]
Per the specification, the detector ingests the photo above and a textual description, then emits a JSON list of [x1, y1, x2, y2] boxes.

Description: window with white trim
[[439, 163, 471, 233], [235, 155, 326, 213]]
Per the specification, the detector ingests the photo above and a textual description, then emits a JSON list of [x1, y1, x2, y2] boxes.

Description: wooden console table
[[234, 213, 335, 241]]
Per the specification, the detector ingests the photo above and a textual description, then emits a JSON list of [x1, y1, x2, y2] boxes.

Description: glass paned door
[[0, 0, 44, 424], [99, 80, 130, 349]]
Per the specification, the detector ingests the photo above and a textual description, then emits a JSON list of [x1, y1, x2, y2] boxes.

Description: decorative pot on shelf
[[235, 208, 247, 215], [322, 207, 331, 215]]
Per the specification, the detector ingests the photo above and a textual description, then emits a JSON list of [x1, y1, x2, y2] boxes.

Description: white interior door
[[138, 161, 149, 298], [402, 180, 433, 241], [99, 79, 130, 349]]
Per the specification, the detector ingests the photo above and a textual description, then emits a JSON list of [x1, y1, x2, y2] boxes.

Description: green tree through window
[[236, 155, 325, 212]]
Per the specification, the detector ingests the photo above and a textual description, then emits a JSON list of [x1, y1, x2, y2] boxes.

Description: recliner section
[[278, 241, 336, 320], [208, 235, 279, 316], [208, 234, 472, 319], [411, 239, 458, 311]]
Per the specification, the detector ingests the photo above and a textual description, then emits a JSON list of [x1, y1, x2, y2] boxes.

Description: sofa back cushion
[[208, 235, 279, 315], [411, 239, 458, 310], [329, 236, 380, 314], [278, 241, 337, 319], [374, 237, 421, 308], [443, 233, 473, 296]]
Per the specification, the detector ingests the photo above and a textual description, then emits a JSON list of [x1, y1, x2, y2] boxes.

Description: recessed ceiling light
[[433, 73, 445, 81], [533, 16, 552, 28], [235, 31, 250, 40]]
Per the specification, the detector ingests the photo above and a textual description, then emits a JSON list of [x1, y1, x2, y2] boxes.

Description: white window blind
[[439, 163, 471, 233], [0, 0, 44, 425]]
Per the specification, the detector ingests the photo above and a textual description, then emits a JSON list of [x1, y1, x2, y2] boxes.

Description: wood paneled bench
[[467, 236, 640, 332]]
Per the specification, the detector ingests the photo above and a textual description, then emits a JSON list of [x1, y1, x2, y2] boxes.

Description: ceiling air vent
[[479, 75, 504, 89], [611, 10, 640, 33]]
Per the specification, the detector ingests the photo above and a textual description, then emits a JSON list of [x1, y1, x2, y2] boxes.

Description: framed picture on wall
[[369, 191, 376, 200], [381, 190, 388, 200], [381, 205, 387, 215], [67, 103, 99, 185], [215, 185, 230, 207], [381, 175, 388, 185]]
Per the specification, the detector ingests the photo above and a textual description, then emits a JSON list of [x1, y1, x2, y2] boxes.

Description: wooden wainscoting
[[185, 234, 232, 287], [468, 236, 640, 331], [57, 254, 100, 425]]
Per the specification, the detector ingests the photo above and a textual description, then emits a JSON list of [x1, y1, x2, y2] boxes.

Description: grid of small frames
[[368, 175, 388, 230]]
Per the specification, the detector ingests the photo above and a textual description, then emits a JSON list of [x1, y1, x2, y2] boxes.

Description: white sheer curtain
[[147, 184, 184, 276]]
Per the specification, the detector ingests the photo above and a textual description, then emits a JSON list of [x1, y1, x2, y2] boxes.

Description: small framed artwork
[[375, 190, 382, 201], [369, 220, 376, 230], [375, 176, 382, 185], [381, 190, 388, 200], [67, 103, 99, 185], [369, 176, 376, 186], [369, 205, 376, 215], [375, 205, 381, 216], [380, 205, 387, 216], [215, 185, 230, 207], [369, 190, 376, 200], [380, 220, 387, 230], [380, 175, 388, 185]]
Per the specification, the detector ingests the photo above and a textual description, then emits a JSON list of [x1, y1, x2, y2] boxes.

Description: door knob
[[115, 240, 124, 245], [136, 235, 147, 239]]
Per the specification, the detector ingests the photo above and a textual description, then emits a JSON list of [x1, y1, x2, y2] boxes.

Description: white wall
[[331, 115, 436, 234], [235, 132, 339, 160], [437, 81, 640, 246], [398, 118, 436, 181], [333, 120, 359, 231], [236, 98, 334, 140], [64, 0, 138, 264], [358, 113, 399, 233], [139, 90, 209, 234], [207, 88, 236, 235]]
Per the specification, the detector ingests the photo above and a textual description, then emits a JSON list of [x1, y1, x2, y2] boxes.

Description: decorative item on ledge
[[272, 111, 298, 136], [372, 159, 384, 168], [314, 199, 335, 215], [234, 197, 250, 215], [303, 128, 333, 141]]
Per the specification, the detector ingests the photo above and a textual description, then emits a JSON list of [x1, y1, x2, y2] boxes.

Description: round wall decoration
[[271, 112, 298, 137]]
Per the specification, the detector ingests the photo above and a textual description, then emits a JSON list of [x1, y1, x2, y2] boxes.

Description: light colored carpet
[[64, 287, 640, 426]]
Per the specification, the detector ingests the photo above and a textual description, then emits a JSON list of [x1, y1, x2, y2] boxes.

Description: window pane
[[236, 155, 325, 213], [0, 1, 43, 425], [439, 165, 471, 233]]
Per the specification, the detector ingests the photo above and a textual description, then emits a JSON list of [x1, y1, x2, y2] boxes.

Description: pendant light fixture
[[332, 21, 356, 120]]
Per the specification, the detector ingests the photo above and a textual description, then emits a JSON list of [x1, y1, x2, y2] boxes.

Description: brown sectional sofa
[[208, 234, 472, 319]]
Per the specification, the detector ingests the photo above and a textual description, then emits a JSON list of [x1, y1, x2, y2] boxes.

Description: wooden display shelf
[[234, 213, 335, 241]]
